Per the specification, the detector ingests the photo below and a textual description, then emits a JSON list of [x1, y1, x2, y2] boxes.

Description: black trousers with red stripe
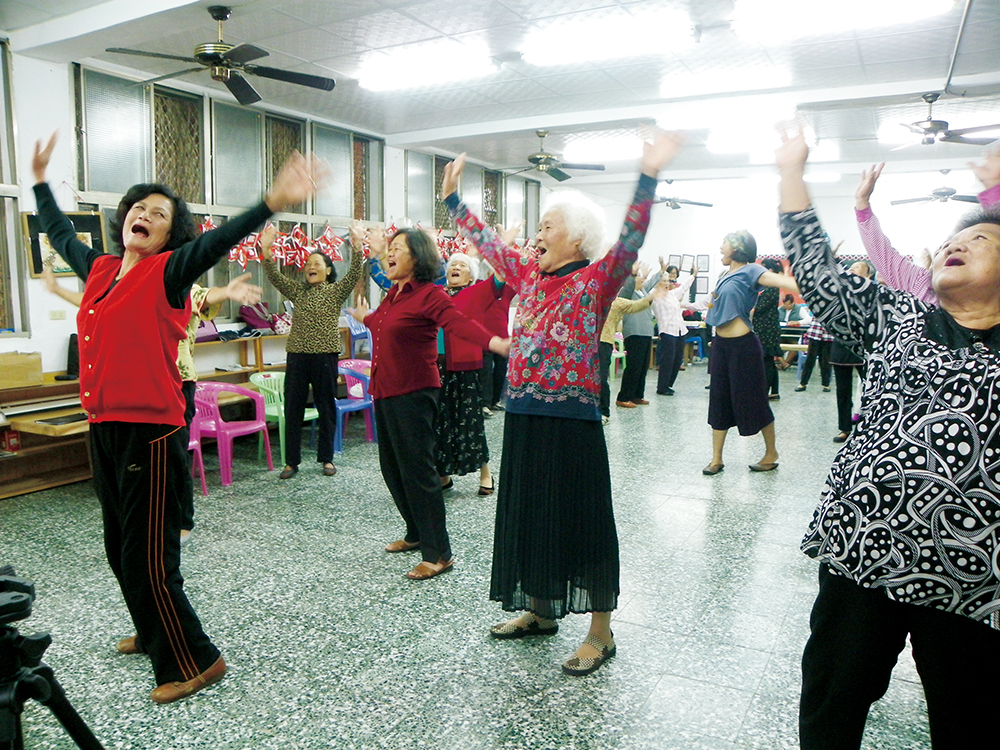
[[90, 421, 220, 686]]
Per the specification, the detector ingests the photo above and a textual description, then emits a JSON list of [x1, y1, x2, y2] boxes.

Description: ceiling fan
[[894, 93, 1000, 148], [654, 197, 713, 210], [507, 130, 606, 182], [106, 5, 335, 106], [890, 186, 979, 206]]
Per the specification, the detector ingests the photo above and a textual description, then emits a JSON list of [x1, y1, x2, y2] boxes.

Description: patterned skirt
[[490, 412, 619, 618], [434, 367, 489, 477]]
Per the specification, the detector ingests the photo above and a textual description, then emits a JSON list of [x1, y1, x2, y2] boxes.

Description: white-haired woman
[[435, 252, 506, 495], [441, 131, 685, 676]]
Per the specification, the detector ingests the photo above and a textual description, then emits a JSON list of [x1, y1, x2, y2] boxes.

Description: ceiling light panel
[[358, 39, 498, 91]]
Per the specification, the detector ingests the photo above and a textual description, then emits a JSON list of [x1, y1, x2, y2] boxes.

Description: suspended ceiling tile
[[532, 69, 629, 96], [400, 0, 525, 35], [409, 86, 496, 109], [864, 57, 952, 84], [495, 0, 616, 21], [770, 41, 863, 71], [468, 77, 557, 103], [278, 0, 377, 27], [321, 9, 442, 49], [258, 27, 367, 62], [856, 29, 956, 65], [791, 66, 869, 91], [221, 10, 308, 41]]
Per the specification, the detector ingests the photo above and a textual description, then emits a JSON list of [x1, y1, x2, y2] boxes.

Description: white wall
[[1, 54, 80, 369]]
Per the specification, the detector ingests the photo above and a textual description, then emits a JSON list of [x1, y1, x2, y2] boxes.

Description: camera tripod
[[0, 568, 105, 750]]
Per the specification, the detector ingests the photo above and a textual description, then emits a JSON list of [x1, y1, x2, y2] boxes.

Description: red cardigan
[[366, 279, 493, 399], [78, 253, 191, 425], [444, 278, 509, 371]]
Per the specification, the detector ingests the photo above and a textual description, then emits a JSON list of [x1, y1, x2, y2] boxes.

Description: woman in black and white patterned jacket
[[777, 124, 1000, 750]]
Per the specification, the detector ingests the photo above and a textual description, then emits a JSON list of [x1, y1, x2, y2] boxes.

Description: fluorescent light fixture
[[810, 139, 840, 162], [358, 40, 497, 91], [804, 173, 842, 183], [561, 134, 643, 164], [660, 67, 792, 99], [657, 94, 796, 132], [877, 120, 915, 145], [731, 0, 955, 44], [521, 7, 694, 67]]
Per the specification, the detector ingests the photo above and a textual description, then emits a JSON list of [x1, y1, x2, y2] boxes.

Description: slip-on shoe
[[150, 656, 226, 704]]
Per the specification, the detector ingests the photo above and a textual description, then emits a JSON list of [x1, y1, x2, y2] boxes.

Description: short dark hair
[[761, 257, 783, 274], [783, 293, 795, 304], [665, 265, 679, 276], [109, 183, 197, 254], [953, 206, 1000, 235], [309, 252, 338, 283], [392, 227, 441, 283]]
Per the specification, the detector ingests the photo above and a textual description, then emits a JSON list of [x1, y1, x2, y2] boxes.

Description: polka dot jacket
[[782, 206, 1000, 631]]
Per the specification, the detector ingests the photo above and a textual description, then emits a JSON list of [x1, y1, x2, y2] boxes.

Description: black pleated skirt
[[490, 412, 619, 618], [435, 367, 489, 476]]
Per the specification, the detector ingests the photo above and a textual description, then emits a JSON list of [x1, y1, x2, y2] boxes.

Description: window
[[213, 102, 262, 207], [154, 89, 205, 204], [312, 125, 352, 219], [78, 68, 151, 193], [267, 115, 304, 214], [0, 42, 23, 332], [407, 151, 434, 227]]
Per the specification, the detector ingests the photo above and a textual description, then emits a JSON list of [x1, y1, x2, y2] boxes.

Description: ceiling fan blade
[[558, 162, 605, 172], [946, 123, 1000, 136], [902, 122, 927, 135], [949, 194, 980, 203], [890, 197, 933, 205], [245, 65, 335, 91], [131, 67, 205, 86], [890, 141, 919, 152], [546, 167, 572, 182], [224, 44, 269, 64], [940, 134, 999, 146], [224, 72, 262, 106], [502, 166, 536, 177], [672, 198, 714, 207], [106, 47, 200, 64]]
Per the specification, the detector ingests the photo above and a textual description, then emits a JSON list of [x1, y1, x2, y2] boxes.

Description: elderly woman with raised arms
[[777, 124, 1000, 749], [30, 132, 323, 703], [441, 130, 685, 675]]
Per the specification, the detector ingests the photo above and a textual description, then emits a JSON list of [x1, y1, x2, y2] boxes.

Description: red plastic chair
[[188, 415, 208, 496], [335, 358, 376, 454], [194, 382, 274, 486]]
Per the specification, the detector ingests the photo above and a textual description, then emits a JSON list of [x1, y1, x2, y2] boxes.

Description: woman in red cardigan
[[351, 228, 509, 580]]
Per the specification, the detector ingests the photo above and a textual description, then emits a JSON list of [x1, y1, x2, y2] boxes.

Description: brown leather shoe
[[150, 656, 226, 704], [634, 399, 650, 405], [116, 636, 141, 654], [615, 400, 637, 409]]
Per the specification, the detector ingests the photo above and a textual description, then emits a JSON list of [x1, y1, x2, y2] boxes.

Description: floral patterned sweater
[[446, 173, 657, 421]]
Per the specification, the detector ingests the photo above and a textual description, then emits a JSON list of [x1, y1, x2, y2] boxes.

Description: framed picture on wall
[[696, 276, 709, 295], [697, 254, 710, 271], [680, 254, 695, 272], [22, 211, 109, 278], [667, 254, 681, 268]]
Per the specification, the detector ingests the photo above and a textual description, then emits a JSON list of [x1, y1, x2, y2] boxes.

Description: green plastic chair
[[250, 371, 319, 467]]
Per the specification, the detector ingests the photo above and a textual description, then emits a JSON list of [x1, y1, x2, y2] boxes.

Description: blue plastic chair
[[334, 359, 377, 454], [345, 314, 374, 358]]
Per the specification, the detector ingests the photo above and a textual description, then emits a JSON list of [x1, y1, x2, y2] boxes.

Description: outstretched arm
[[40, 264, 84, 307]]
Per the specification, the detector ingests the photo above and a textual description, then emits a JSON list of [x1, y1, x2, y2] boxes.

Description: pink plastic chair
[[335, 358, 376, 454], [188, 416, 208, 496], [194, 382, 274, 486]]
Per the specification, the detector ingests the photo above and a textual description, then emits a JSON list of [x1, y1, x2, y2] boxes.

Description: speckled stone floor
[[4, 364, 931, 750]]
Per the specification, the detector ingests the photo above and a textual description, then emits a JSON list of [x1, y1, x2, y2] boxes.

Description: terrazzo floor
[[3, 363, 931, 749]]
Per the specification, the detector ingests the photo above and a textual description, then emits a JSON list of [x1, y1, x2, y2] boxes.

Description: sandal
[[385, 539, 420, 553], [702, 463, 724, 475], [562, 632, 616, 676], [490, 612, 558, 640], [478, 479, 495, 496], [406, 558, 454, 580]]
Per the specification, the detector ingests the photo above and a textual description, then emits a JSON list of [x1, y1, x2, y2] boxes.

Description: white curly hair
[[540, 190, 607, 261], [446, 252, 479, 280]]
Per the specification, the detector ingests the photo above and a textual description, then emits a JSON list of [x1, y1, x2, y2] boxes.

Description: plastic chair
[[685, 331, 704, 359], [249, 371, 319, 467], [610, 333, 627, 378], [334, 358, 377, 454], [194, 382, 274, 486], [345, 314, 374, 358], [188, 415, 208, 497]]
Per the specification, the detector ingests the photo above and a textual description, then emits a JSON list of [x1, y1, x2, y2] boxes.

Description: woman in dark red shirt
[[351, 228, 508, 580]]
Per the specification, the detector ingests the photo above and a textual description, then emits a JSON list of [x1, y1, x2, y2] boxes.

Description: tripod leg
[[31, 667, 105, 750]]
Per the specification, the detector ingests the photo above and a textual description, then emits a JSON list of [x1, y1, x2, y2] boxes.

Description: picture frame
[[667, 254, 681, 269], [697, 254, 710, 272], [21, 211, 109, 278], [680, 254, 695, 272], [695, 276, 709, 295]]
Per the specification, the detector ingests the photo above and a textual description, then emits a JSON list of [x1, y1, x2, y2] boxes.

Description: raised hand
[[367, 225, 387, 259], [32, 132, 58, 184], [775, 119, 809, 175], [969, 145, 1000, 192], [497, 220, 523, 246], [348, 293, 370, 323], [441, 153, 466, 199], [349, 221, 368, 251], [855, 163, 885, 210], [641, 129, 686, 178], [266, 151, 330, 213], [225, 272, 263, 305], [259, 224, 278, 261]]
